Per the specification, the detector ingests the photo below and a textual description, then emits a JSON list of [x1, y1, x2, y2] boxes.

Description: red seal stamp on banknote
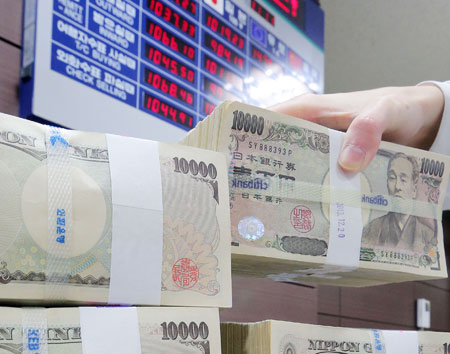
[[290, 205, 314, 233], [172, 258, 199, 289]]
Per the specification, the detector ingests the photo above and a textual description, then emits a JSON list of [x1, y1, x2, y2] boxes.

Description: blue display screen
[[50, 0, 321, 131]]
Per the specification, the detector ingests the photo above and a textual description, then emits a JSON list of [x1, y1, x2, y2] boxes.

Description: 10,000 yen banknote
[[0, 307, 221, 354], [0, 112, 231, 306], [181, 101, 450, 286], [221, 320, 450, 354]]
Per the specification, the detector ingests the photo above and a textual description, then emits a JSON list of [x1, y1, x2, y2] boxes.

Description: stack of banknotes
[[0, 112, 231, 306], [1, 101, 449, 353], [0, 306, 222, 353], [0, 111, 229, 353], [181, 101, 450, 286], [220, 320, 450, 354]]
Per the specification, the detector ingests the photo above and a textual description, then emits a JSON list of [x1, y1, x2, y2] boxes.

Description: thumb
[[338, 98, 392, 172]]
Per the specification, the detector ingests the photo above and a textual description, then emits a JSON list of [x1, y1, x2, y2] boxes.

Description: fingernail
[[339, 145, 366, 171]]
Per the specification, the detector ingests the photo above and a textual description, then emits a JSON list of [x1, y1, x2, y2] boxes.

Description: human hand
[[270, 85, 444, 172]]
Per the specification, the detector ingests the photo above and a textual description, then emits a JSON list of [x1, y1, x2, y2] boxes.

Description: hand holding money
[[270, 85, 445, 171], [181, 101, 450, 286]]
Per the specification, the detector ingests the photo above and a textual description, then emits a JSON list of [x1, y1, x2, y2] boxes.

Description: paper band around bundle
[[106, 134, 163, 305], [231, 177, 442, 221], [326, 129, 363, 270], [44, 129, 164, 305], [21, 307, 143, 354], [22, 308, 48, 354], [45, 126, 72, 300], [371, 329, 419, 354], [80, 307, 142, 354]]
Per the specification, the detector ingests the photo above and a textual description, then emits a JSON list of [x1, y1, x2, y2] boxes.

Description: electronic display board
[[20, 0, 324, 142]]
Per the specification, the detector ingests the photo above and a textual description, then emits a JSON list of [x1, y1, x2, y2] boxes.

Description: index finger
[[269, 93, 355, 132]]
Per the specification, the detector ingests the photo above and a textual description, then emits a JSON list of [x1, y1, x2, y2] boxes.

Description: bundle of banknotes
[[0, 112, 231, 306], [220, 320, 450, 354], [0, 306, 221, 353], [181, 101, 450, 286]]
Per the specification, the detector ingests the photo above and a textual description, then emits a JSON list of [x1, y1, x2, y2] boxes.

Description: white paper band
[[22, 308, 48, 354], [372, 330, 419, 354], [80, 307, 142, 354], [370, 329, 385, 353], [45, 126, 72, 300], [106, 134, 163, 305], [270, 130, 365, 280], [326, 129, 363, 270]]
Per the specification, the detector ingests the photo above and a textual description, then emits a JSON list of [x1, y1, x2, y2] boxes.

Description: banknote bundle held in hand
[[181, 101, 450, 286]]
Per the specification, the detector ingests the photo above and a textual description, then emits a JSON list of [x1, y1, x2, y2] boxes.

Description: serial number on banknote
[[247, 141, 293, 156]]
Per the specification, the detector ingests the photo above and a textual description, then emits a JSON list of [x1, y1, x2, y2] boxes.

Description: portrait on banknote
[[362, 152, 437, 253]]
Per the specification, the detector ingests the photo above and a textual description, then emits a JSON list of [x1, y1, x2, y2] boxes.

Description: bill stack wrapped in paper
[[220, 320, 450, 354], [0, 306, 221, 353], [181, 101, 450, 286], [0, 112, 231, 307]]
